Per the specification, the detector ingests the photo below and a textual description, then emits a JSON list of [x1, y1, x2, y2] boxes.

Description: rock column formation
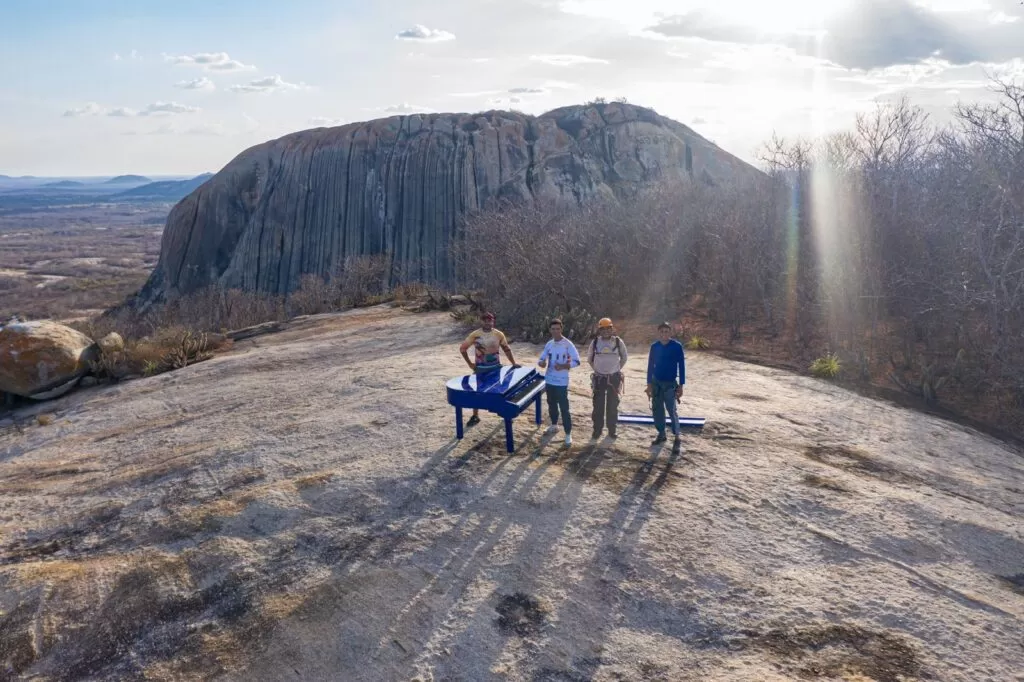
[[141, 102, 761, 301]]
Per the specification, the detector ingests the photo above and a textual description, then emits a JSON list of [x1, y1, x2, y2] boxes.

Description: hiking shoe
[[546, 424, 559, 435], [651, 433, 667, 445], [564, 433, 573, 447], [591, 430, 601, 440], [608, 431, 617, 439], [467, 415, 480, 427]]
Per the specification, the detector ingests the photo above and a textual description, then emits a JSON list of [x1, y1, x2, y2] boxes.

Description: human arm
[[618, 338, 628, 371], [498, 331, 519, 367], [537, 341, 550, 369], [645, 344, 655, 397], [459, 333, 477, 370], [675, 343, 685, 399], [563, 342, 581, 371], [587, 340, 596, 369]]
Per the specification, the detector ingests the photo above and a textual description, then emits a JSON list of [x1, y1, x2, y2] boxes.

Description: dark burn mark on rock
[[804, 444, 916, 485], [743, 623, 923, 682], [495, 592, 549, 636]]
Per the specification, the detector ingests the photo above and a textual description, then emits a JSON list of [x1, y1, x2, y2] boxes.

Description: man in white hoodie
[[537, 318, 581, 447]]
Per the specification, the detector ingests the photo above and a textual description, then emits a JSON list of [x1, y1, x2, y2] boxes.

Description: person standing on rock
[[460, 311, 519, 427], [537, 318, 581, 447], [588, 317, 628, 440], [645, 322, 685, 445]]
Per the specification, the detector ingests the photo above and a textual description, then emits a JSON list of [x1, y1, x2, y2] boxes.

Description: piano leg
[[534, 393, 542, 425], [455, 407, 464, 440], [504, 418, 514, 453]]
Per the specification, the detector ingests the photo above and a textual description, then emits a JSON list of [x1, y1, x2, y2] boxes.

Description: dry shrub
[[89, 329, 230, 381], [455, 180, 775, 343]]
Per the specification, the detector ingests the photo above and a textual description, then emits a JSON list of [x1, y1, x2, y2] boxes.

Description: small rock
[[36, 414, 54, 426], [98, 332, 125, 354]]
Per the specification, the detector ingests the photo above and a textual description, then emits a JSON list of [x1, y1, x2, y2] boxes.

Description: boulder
[[137, 102, 765, 303], [0, 321, 98, 399]]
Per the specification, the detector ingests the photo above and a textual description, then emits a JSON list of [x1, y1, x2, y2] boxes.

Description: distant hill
[[113, 173, 214, 201], [41, 180, 86, 188], [103, 175, 151, 185]]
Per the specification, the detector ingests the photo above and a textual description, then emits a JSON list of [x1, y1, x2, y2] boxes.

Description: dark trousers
[[545, 384, 572, 433], [651, 380, 680, 436], [592, 373, 621, 435]]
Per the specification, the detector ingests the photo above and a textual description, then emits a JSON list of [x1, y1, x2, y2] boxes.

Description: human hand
[[644, 385, 652, 398], [676, 386, 683, 399], [538, 359, 547, 369]]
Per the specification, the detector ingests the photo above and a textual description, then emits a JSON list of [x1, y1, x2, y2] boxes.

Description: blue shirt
[[539, 338, 581, 387], [647, 339, 685, 385]]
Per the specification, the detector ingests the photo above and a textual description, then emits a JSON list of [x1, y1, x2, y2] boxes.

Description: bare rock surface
[[0, 320, 97, 399], [140, 102, 762, 302], [0, 306, 1021, 681]]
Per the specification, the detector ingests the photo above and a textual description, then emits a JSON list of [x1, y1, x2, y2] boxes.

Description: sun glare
[[560, 0, 851, 33]]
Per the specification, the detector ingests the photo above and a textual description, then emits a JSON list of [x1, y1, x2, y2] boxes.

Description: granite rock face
[[141, 102, 761, 301]]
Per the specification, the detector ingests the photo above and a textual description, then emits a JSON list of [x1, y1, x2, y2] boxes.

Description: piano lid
[[446, 366, 540, 395]]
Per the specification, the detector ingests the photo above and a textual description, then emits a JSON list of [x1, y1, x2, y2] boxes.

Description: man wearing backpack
[[588, 317, 628, 440]]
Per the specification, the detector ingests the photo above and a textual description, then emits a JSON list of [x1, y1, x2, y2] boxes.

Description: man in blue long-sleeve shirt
[[645, 322, 685, 445]]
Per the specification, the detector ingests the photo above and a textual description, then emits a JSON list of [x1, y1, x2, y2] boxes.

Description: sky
[[1, 0, 1022, 176]]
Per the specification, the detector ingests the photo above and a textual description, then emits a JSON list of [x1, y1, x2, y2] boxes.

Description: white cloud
[[146, 123, 177, 135], [530, 54, 610, 66], [383, 102, 433, 114], [508, 87, 548, 94], [308, 116, 348, 127], [113, 53, 122, 61], [185, 123, 228, 136], [449, 89, 504, 97], [989, 11, 1020, 23], [62, 102, 103, 117], [913, 0, 991, 12], [164, 52, 255, 71], [229, 75, 304, 93], [175, 77, 216, 91], [130, 49, 141, 60], [107, 107, 138, 117], [140, 101, 201, 116], [541, 79, 582, 90], [395, 25, 456, 42], [488, 97, 525, 108]]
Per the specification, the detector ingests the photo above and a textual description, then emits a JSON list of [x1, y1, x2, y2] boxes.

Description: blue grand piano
[[445, 366, 546, 452]]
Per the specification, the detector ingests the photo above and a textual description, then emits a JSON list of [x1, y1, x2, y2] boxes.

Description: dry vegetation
[[0, 204, 166, 320], [458, 78, 1024, 440]]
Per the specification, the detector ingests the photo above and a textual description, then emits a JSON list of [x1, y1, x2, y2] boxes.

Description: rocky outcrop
[[140, 102, 763, 301], [0, 321, 98, 399]]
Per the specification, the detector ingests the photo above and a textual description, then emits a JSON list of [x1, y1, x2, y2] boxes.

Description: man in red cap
[[459, 311, 519, 426]]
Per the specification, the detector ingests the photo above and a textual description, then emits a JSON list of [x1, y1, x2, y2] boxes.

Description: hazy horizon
[[2, 0, 1022, 176]]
